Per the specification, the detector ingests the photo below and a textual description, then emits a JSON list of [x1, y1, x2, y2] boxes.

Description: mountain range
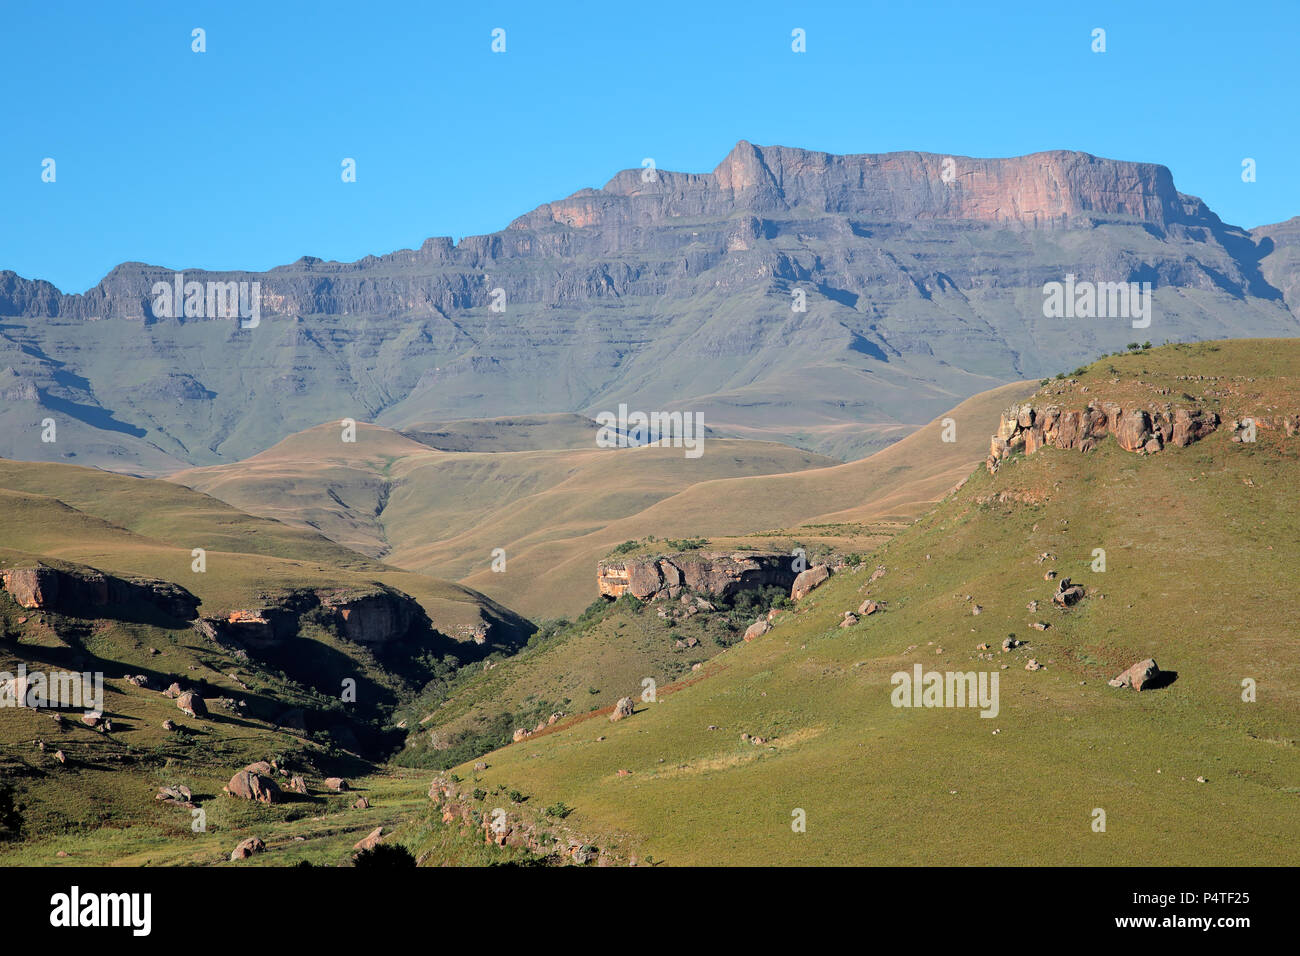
[[3, 142, 1298, 473]]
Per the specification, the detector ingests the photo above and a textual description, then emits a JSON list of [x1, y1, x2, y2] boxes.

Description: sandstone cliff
[[597, 551, 799, 602], [0, 562, 199, 622], [987, 399, 1221, 473]]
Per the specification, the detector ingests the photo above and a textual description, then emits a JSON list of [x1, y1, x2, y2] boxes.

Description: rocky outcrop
[[0, 562, 199, 622], [317, 588, 415, 645], [987, 401, 1220, 473], [609, 697, 635, 722], [199, 584, 426, 651], [225, 771, 281, 804], [597, 551, 799, 602], [791, 564, 830, 601]]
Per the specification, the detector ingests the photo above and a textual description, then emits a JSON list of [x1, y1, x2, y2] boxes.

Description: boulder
[[353, 827, 383, 852], [323, 777, 349, 792], [164, 682, 183, 699], [791, 564, 830, 601], [230, 837, 265, 861], [243, 760, 275, 776], [225, 771, 281, 804], [288, 775, 308, 794], [1108, 658, 1161, 691], [1052, 577, 1085, 607], [742, 619, 770, 642], [176, 691, 207, 718], [839, 613, 858, 628], [609, 697, 635, 722], [858, 600, 879, 616]]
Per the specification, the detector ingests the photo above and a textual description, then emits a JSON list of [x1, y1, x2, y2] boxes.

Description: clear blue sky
[[3, 0, 1296, 293]]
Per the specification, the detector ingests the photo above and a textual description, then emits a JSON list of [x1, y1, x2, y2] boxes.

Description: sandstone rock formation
[[225, 770, 281, 804], [597, 551, 799, 602], [987, 400, 1220, 473], [0, 563, 198, 621]]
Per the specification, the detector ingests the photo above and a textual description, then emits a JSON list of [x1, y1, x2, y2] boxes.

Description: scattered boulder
[[743, 619, 770, 642], [243, 760, 275, 776], [323, 777, 349, 792], [230, 837, 265, 861], [353, 797, 370, 810], [609, 697, 635, 722], [1025, 659, 1043, 672], [163, 682, 182, 699], [1002, 637, 1023, 652], [161, 719, 176, 732], [1108, 658, 1162, 691], [156, 785, 194, 807], [1029, 621, 1050, 631], [176, 691, 207, 718], [353, 827, 383, 852], [840, 612, 858, 628], [225, 771, 281, 804], [1052, 578, 1085, 607], [125, 674, 150, 689], [858, 600, 879, 616], [288, 775, 308, 795]]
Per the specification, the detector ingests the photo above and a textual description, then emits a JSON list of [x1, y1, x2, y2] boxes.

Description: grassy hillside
[[428, 340, 1300, 865], [0, 458, 537, 863], [171, 381, 1036, 619]]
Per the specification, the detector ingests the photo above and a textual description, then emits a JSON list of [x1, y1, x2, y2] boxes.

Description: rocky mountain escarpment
[[2, 143, 1297, 471]]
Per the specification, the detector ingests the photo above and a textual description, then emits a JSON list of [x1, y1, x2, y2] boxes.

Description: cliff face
[[597, 551, 798, 602], [0, 563, 199, 622], [537, 142, 1204, 232], [209, 585, 424, 649]]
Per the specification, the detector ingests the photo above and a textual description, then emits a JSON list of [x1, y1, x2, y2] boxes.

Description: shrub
[[353, 843, 416, 868]]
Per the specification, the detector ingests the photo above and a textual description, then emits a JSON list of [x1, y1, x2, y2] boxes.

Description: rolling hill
[[416, 339, 1300, 866]]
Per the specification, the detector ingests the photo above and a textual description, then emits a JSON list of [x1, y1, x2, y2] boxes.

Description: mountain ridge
[[1, 142, 1297, 473]]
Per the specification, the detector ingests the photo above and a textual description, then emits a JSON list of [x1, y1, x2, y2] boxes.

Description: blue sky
[[3, 0, 1296, 293]]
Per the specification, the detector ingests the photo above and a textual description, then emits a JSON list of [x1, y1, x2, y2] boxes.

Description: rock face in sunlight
[[597, 551, 799, 602]]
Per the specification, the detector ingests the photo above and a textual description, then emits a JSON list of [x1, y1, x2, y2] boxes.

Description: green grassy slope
[[436, 341, 1300, 865]]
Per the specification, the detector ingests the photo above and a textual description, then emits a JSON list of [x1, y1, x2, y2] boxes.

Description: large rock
[[1113, 409, 1153, 452], [791, 565, 830, 601], [225, 771, 281, 804], [1108, 658, 1162, 690], [742, 618, 770, 642], [609, 697, 635, 722], [230, 837, 265, 860], [176, 691, 207, 718]]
